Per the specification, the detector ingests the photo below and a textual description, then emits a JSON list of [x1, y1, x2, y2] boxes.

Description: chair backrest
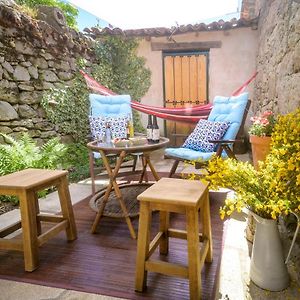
[[89, 94, 132, 119], [208, 93, 249, 141]]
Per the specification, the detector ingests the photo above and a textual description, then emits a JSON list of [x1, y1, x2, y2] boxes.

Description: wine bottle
[[146, 115, 153, 143], [152, 115, 160, 143]]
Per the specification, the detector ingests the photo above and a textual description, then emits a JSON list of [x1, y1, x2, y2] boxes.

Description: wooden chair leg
[[132, 154, 138, 172], [57, 176, 77, 241], [159, 211, 169, 255], [168, 160, 179, 178], [89, 151, 96, 196], [186, 207, 201, 300], [201, 190, 213, 262], [19, 190, 39, 272], [135, 202, 151, 292], [33, 193, 42, 235]]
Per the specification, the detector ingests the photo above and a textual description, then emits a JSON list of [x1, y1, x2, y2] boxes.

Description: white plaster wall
[[136, 27, 258, 131]]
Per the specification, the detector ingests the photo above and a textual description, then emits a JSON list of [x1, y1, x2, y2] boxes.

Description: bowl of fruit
[[112, 138, 131, 147]]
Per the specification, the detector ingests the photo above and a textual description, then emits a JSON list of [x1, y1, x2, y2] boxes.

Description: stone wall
[[0, 1, 95, 144], [254, 0, 300, 113]]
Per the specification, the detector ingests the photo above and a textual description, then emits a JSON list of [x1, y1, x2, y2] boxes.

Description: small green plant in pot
[[249, 110, 277, 170]]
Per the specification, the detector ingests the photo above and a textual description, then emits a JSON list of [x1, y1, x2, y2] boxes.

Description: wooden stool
[[0, 169, 77, 272], [135, 178, 213, 300]]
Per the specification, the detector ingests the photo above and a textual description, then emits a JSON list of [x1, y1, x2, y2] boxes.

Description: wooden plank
[[145, 260, 188, 278], [151, 41, 222, 51], [159, 211, 169, 255], [37, 214, 65, 223], [0, 221, 22, 238], [181, 56, 190, 102], [57, 176, 77, 241], [174, 56, 182, 102], [138, 178, 209, 207], [186, 207, 202, 299], [148, 231, 163, 258], [0, 169, 67, 191], [38, 220, 68, 247], [19, 189, 39, 272], [135, 201, 151, 292], [189, 55, 198, 103], [197, 55, 207, 104], [168, 228, 204, 242], [164, 56, 174, 101], [0, 238, 23, 251]]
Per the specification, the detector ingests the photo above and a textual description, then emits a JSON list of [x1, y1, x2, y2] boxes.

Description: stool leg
[[135, 202, 151, 292], [159, 211, 169, 255], [186, 207, 201, 300], [19, 190, 39, 272], [33, 193, 42, 235], [57, 176, 77, 241], [201, 190, 213, 262]]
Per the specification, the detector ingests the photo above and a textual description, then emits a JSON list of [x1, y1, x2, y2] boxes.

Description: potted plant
[[203, 109, 300, 291], [249, 110, 277, 170]]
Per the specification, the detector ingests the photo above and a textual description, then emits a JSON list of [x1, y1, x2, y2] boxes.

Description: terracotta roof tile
[[84, 17, 258, 38]]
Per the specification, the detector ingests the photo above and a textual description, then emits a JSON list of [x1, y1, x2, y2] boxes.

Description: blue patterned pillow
[[89, 115, 107, 140], [89, 115, 129, 140], [108, 116, 128, 139], [183, 119, 230, 152]]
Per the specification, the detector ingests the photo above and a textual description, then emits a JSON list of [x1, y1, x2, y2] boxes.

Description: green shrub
[[15, 0, 78, 29], [0, 133, 68, 203], [61, 143, 93, 182], [0, 133, 67, 175]]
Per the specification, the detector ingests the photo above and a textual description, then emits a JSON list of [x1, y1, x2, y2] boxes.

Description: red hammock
[[80, 70, 257, 123]]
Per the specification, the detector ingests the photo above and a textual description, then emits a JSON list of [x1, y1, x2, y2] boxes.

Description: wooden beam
[[145, 260, 188, 278], [0, 221, 22, 238], [151, 41, 222, 51]]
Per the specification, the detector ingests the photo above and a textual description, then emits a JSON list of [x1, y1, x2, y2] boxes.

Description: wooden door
[[163, 52, 208, 146]]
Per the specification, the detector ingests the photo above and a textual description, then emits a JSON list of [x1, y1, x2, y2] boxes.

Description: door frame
[[162, 50, 210, 139]]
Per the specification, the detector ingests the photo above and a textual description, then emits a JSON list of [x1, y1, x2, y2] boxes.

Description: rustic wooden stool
[[135, 178, 213, 300], [0, 169, 77, 272]]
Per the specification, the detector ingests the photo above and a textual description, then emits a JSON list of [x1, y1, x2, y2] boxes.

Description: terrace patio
[[0, 0, 299, 299], [0, 150, 299, 299]]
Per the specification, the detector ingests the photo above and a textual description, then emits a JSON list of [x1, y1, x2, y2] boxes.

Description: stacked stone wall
[[0, 1, 95, 144], [254, 0, 300, 113]]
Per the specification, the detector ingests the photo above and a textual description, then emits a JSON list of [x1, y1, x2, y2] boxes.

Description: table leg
[[144, 152, 160, 181], [89, 150, 96, 196], [92, 150, 136, 239], [139, 155, 148, 183]]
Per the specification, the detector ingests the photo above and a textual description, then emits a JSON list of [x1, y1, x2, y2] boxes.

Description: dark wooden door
[[163, 52, 208, 146]]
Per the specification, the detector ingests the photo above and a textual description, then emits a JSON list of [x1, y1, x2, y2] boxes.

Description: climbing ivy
[[42, 36, 151, 143]]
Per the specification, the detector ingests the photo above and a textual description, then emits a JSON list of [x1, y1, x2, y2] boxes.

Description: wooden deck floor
[[0, 176, 226, 300]]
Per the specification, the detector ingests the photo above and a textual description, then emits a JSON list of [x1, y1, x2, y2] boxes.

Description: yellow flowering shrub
[[202, 109, 300, 220]]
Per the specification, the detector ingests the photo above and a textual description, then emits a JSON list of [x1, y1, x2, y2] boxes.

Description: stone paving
[[0, 149, 299, 299]]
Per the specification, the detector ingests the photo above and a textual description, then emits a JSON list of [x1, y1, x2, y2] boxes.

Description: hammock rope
[[80, 70, 257, 123]]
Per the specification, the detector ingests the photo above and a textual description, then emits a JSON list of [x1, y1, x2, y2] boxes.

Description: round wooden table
[[87, 137, 169, 239]]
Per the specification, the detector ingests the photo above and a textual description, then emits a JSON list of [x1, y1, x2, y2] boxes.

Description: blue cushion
[[165, 147, 227, 161], [89, 94, 132, 118], [208, 93, 248, 141], [182, 119, 229, 152]]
